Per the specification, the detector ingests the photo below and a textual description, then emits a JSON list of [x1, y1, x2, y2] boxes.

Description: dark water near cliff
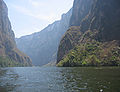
[[0, 67, 120, 92]]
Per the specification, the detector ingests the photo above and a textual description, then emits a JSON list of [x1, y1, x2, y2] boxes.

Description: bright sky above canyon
[[4, 0, 74, 38]]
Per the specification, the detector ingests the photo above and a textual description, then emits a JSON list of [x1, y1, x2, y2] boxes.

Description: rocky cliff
[[0, 0, 32, 67], [16, 9, 72, 66], [57, 0, 120, 66], [69, 0, 93, 26], [57, 0, 94, 62]]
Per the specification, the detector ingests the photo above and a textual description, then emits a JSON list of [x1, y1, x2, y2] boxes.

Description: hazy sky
[[4, 0, 74, 38]]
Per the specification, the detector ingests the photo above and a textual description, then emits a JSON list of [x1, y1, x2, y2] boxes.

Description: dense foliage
[[57, 41, 120, 67]]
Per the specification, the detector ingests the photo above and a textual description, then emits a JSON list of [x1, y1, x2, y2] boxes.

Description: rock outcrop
[[57, 0, 120, 66], [57, 0, 94, 62], [0, 0, 32, 66]]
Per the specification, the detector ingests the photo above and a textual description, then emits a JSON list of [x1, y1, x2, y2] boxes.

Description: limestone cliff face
[[0, 0, 32, 66], [57, 0, 94, 63], [79, 0, 120, 41], [16, 9, 72, 66], [57, 0, 120, 64], [69, 0, 93, 26]]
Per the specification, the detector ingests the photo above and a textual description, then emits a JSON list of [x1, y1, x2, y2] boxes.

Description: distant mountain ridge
[[0, 0, 32, 67], [16, 9, 72, 66]]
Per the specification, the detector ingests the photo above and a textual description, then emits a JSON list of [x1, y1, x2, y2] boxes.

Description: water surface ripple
[[0, 67, 120, 92]]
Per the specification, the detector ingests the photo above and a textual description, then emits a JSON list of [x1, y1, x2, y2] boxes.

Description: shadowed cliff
[[0, 0, 32, 67]]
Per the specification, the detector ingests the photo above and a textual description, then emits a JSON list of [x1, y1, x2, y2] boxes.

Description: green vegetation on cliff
[[57, 0, 120, 67], [0, 57, 29, 67], [57, 40, 120, 67]]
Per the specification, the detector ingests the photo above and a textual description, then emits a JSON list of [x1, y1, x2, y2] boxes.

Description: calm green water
[[0, 67, 120, 92]]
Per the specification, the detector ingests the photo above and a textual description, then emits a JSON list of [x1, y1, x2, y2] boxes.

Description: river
[[0, 67, 120, 92]]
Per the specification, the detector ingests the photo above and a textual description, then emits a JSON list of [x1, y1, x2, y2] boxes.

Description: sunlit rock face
[[16, 9, 72, 66], [0, 0, 32, 66], [57, 0, 120, 65], [57, 0, 94, 63]]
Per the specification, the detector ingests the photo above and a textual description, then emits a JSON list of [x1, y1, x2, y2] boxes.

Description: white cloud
[[10, 4, 59, 23]]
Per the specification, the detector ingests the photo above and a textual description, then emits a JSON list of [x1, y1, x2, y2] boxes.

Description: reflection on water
[[0, 67, 120, 92]]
